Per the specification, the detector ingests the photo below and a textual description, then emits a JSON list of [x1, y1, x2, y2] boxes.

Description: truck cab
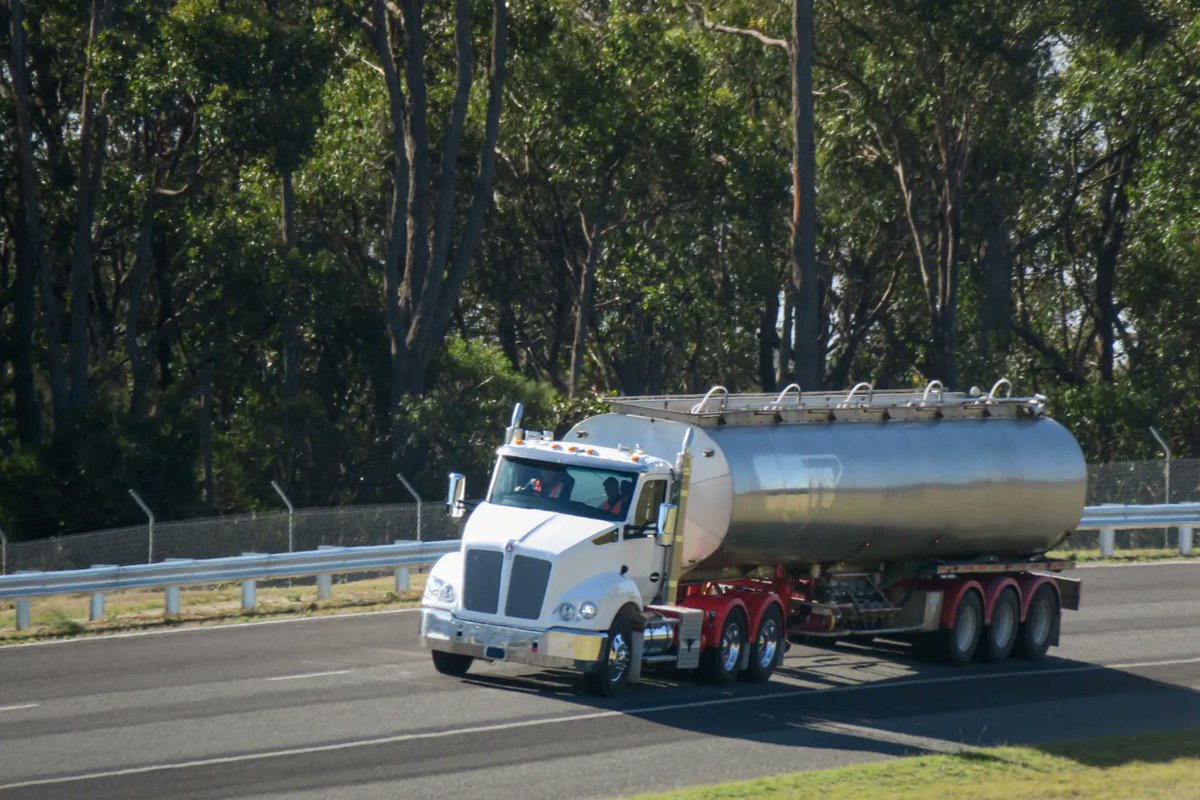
[[420, 407, 682, 694]]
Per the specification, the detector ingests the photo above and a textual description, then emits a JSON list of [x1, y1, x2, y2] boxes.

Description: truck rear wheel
[[431, 650, 473, 677], [742, 605, 783, 683], [1015, 584, 1058, 661], [979, 588, 1020, 663], [938, 591, 982, 666], [701, 609, 746, 685], [584, 616, 633, 697]]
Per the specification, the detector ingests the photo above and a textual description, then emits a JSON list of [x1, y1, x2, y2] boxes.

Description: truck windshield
[[490, 456, 638, 522]]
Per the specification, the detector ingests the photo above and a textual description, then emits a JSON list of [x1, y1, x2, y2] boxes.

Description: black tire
[[937, 590, 983, 666], [1015, 584, 1059, 661], [742, 605, 783, 683], [978, 588, 1020, 663], [431, 649, 473, 677], [584, 616, 634, 697], [701, 609, 747, 685]]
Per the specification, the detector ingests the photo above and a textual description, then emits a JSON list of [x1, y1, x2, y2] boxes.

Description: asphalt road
[[1, 562, 1198, 800]]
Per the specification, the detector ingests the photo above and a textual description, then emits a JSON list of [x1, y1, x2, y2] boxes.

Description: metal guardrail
[[3, 503, 1198, 634], [0, 539, 459, 631], [1077, 504, 1199, 557]]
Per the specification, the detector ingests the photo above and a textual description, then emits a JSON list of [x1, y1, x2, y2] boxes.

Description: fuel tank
[[568, 387, 1086, 578]]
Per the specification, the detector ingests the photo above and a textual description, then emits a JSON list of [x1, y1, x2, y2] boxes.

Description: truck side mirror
[[447, 473, 467, 518], [656, 502, 678, 546]]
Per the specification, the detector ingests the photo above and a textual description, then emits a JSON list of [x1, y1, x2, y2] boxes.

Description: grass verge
[[0, 573, 426, 644], [630, 728, 1200, 800], [1049, 547, 1198, 564]]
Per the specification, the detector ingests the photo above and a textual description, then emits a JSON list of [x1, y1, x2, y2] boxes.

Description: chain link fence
[[4, 504, 465, 574], [1068, 458, 1200, 552], [3, 459, 1197, 574]]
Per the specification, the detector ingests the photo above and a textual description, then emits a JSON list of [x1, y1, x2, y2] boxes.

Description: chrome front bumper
[[420, 607, 607, 670]]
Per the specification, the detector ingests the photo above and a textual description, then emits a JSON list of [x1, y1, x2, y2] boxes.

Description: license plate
[[485, 646, 506, 660]]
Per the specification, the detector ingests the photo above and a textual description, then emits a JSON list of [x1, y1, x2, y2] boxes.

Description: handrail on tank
[[768, 383, 803, 409], [921, 380, 945, 405], [690, 385, 730, 414], [986, 378, 1013, 401], [839, 382, 874, 407]]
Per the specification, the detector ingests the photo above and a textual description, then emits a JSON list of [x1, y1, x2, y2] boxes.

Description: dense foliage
[[2, 0, 1198, 538]]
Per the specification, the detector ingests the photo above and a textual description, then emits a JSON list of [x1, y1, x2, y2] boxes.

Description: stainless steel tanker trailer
[[420, 381, 1086, 695]]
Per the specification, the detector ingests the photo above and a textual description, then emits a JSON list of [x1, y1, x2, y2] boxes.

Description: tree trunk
[[789, 0, 822, 390], [199, 363, 215, 510], [126, 200, 157, 421], [281, 170, 300, 401], [758, 284, 780, 391], [9, 0, 64, 433], [66, 0, 114, 410], [1093, 148, 1133, 383]]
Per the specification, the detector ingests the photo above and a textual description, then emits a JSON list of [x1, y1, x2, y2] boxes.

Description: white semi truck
[[420, 381, 1086, 695]]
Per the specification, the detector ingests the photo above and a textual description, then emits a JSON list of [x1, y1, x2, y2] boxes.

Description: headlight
[[579, 601, 598, 620], [440, 584, 456, 603], [424, 577, 445, 600], [556, 602, 576, 621]]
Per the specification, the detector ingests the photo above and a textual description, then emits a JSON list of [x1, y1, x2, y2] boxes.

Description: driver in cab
[[600, 477, 627, 516]]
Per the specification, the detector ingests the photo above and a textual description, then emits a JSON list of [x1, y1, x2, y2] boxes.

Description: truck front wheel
[[701, 609, 746, 685], [431, 650, 474, 676], [584, 616, 633, 697]]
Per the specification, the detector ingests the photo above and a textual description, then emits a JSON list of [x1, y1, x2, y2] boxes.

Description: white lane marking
[[0, 703, 39, 713], [792, 719, 980, 754], [0, 607, 422, 650], [267, 670, 352, 682], [2, 654, 1198, 792]]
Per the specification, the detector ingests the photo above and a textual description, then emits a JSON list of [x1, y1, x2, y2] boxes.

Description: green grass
[[629, 728, 1200, 800], [1050, 547, 1198, 564], [0, 573, 427, 643]]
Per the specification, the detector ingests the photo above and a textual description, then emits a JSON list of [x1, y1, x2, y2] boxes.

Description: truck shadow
[[455, 640, 1200, 768]]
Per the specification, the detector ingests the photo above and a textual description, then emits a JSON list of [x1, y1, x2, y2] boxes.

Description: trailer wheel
[[431, 650, 473, 677], [1015, 584, 1058, 661], [584, 616, 633, 697], [979, 588, 1020, 663], [701, 609, 746, 685], [938, 590, 982, 666], [743, 605, 783, 683]]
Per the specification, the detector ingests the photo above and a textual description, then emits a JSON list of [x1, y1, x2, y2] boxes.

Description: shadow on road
[[453, 637, 1200, 768]]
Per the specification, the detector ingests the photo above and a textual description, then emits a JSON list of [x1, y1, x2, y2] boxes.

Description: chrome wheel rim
[[955, 603, 979, 653], [607, 631, 630, 683], [721, 622, 743, 673], [757, 618, 779, 668]]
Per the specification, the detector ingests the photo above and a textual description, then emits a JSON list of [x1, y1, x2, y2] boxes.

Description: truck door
[[626, 479, 668, 602]]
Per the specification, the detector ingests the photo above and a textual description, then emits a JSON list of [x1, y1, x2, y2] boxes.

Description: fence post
[[271, 480, 296, 553], [90, 593, 106, 622], [316, 545, 336, 600], [15, 599, 31, 631], [0, 523, 7, 576], [129, 489, 156, 564], [396, 473, 422, 542], [241, 553, 259, 611], [1181, 526, 1195, 557], [1099, 527, 1116, 557]]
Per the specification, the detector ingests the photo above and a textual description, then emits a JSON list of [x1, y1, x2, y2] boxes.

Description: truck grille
[[462, 548, 503, 614], [505, 555, 552, 620]]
